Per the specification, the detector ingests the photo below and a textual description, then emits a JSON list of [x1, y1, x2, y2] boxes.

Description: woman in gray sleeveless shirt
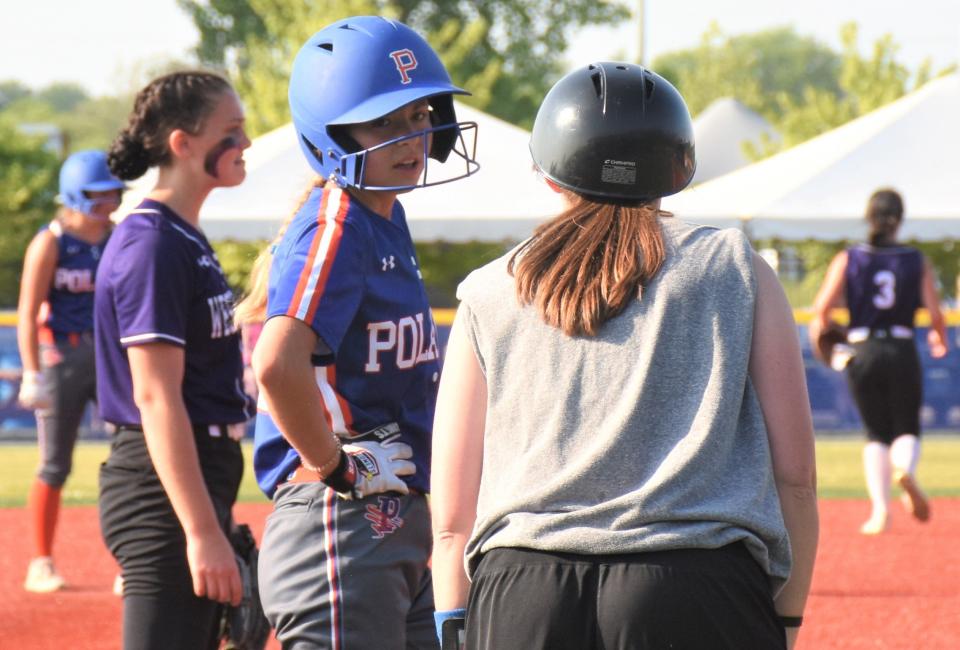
[[430, 64, 818, 650]]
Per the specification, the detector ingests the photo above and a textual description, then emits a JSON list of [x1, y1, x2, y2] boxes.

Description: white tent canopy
[[691, 97, 779, 185], [118, 101, 564, 243], [662, 74, 960, 240]]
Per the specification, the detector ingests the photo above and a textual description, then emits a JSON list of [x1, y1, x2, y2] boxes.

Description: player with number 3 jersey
[[812, 188, 947, 535], [234, 15, 478, 649]]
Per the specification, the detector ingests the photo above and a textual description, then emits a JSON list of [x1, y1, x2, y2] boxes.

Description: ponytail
[[509, 192, 667, 337], [235, 178, 325, 326], [865, 188, 904, 246]]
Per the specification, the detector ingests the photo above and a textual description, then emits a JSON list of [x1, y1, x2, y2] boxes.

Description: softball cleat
[[24, 556, 66, 593], [894, 469, 930, 522]]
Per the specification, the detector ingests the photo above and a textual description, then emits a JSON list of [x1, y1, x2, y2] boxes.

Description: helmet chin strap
[[204, 136, 240, 178]]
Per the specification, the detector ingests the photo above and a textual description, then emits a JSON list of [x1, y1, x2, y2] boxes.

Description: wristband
[[319, 450, 357, 494], [434, 608, 466, 645], [778, 615, 803, 628]]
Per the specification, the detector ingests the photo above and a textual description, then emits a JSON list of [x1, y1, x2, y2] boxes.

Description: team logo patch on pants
[[364, 495, 404, 538]]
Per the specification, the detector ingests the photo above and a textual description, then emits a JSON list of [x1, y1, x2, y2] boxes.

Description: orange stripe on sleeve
[[286, 190, 330, 317], [302, 191, 351, 325]]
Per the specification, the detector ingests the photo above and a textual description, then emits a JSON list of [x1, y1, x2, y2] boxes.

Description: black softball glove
[[220, 523, 271, 650]]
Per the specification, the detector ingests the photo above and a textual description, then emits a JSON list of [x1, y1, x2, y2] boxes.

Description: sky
[[0, 0, 958, 97]]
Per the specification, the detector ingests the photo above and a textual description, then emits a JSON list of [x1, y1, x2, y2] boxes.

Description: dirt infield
[[0, 499, 957, 649]]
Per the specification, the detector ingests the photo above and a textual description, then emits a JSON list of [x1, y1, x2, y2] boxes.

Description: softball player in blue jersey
[[95, 71, 255, 650], [234, 16, 478, 649], [17, 150, 123, 593], [812, 188, 947, 535]]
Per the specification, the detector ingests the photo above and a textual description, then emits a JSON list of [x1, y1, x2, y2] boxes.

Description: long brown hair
[[234, 178, 325, 325], [509, 192, 667, 337]]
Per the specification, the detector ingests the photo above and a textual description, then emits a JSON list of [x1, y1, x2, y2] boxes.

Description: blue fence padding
[[2, 324, 959, 439], [799, 325, 960, 431]]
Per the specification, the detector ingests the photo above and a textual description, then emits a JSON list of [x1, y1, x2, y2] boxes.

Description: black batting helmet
[[530, 62, 696, 201]]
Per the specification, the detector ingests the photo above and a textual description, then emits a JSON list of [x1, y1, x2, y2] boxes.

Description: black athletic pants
[[466, 543, 786, 650], [99, 425, 243, 650], [846, 338, 922, 444]]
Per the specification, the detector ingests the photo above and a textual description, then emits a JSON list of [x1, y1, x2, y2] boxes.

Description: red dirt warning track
[[0, 499, 958, 649]]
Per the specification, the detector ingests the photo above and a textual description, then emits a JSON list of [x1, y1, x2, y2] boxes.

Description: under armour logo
[[382, 255, 396, 271], [389, 49, 418, 84]]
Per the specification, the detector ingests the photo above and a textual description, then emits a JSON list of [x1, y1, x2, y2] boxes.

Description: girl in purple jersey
[[234, 16, 477, 650], [812, 188, 948, 535], [95, 71, 254, 649], [18, 150, 123, 593]]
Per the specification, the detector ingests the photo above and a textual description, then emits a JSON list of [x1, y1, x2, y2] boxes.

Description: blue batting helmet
[[289, 16, 477, 189], [59, 150, 125, 215]]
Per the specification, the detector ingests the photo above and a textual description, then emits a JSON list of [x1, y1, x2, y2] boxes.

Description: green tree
[[56, 94, 135, 152], [35, 83, 89, 113], [177, 0, 629, 134], [0, 123, 59, 307], [0, 95, 58, 125], [0, 80, 31, 108], [769, 23, 915, 151], [652, 24, 843, 124], [653, 22, 942, 160], [0, 92, 130, 156], [213, 239, 266, 296]]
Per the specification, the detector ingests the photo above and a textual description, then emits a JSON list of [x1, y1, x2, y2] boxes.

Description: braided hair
[[108, 71, 232, 180]]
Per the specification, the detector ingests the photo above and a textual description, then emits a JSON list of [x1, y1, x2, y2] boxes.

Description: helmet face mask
[[289, 16, 479, 190], [530, 63, 696, 202], [329, 120, 478, 191], [58, 150, 125, 217]]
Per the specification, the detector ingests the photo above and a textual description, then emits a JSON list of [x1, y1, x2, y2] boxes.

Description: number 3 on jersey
[[872, 270, 896, 310]]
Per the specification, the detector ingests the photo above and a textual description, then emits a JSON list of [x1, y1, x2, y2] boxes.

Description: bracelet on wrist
[[778, 615, 803, 628], [301, 436, 343, 478]]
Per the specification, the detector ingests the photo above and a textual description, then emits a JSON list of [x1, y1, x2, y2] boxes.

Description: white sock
[[890, 434, 921, 477], [863, 442, 891, 518]]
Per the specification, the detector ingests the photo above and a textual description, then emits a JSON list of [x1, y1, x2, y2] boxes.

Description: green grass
[[815, 435, 960, 498], [0, 441, 270, 507], [2, 437, 959, 507]]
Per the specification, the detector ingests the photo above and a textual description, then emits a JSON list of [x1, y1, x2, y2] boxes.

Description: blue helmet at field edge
[[288, 15, 476, 189], [58, 150, 125, 216]]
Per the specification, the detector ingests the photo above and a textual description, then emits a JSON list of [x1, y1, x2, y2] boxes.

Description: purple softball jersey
[[94, 199, 254, 426]]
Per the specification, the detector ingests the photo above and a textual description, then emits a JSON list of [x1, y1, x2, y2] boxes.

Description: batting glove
[[322, 438, 415, 499], [18, 370, 51, 410]]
